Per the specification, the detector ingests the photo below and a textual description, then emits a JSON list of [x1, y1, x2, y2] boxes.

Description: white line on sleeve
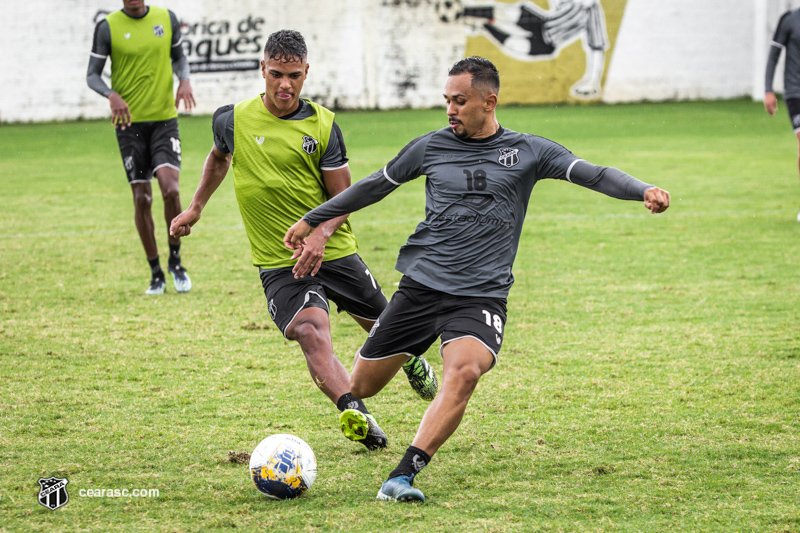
[[566, 159, 585, 183], [382, 167, 400, 186], [320, 162, 349, 171]]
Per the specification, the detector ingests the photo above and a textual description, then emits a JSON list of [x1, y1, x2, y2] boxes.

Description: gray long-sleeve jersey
[[766, 9, 800, 98], [303, 126, 653, 298], [87, 8, 189, 98]]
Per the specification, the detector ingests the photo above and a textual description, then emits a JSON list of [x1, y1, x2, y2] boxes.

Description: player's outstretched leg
[[402, 356, 438, 401], [377, 475, 425, 503], [376, 445, 430, 502], [339, 409, 388, 451]]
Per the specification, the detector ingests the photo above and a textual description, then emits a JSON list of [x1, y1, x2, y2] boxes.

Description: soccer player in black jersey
[[285, 56, 670, 502], [765, 8, 800, 222]]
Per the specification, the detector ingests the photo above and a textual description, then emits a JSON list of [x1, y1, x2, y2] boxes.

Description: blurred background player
[[765, 7, 800, 222], [286, 56, 669, 502], [170, 30, 437, 451], [87, 0, 195, 294]]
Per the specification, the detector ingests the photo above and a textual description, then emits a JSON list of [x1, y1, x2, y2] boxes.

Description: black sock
[[336, 392, 368, 414], [388, 446, 431, 481], [168, 243, 181, 267], [148, 257, 163, 279]]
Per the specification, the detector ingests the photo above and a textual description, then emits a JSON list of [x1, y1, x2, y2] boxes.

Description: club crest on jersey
[[255, 136, 265, 145], [498, 148, 519, 168], [153, 24, 165, 37], [302, 136, 319, 155]]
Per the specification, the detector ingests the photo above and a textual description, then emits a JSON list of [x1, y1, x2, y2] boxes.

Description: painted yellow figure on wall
[[436, 0, 628, 103]]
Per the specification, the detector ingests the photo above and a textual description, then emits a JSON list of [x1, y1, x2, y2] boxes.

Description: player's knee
[[448, 362, 482, 394], [132, 191, 152, 210], [161, 185, 180, 205], [285, 315, 325, 343]]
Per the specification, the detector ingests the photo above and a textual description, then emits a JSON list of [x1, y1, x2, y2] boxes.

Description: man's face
[[444, 72, 490, 139], [261, 56, 309, 117], [122, 0, 146, 15]]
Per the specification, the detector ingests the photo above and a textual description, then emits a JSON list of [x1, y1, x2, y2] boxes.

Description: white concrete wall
[[0, 0, 796, 122], [603, 0, 754, 102]]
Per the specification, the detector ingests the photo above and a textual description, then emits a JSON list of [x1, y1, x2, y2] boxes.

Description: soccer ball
[[435, 0, 464, 23], [249, 434, 317, 500]]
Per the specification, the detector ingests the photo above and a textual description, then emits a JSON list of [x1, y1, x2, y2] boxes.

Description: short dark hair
[[264, 30, 307, 63], [448, 56, 500, 95]]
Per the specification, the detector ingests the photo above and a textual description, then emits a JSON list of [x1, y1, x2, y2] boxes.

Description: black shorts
[[259, 253, 387, 337], [361, 276, 507, 370], [115, 118, 182, 184], [786, 98, 800, 132]]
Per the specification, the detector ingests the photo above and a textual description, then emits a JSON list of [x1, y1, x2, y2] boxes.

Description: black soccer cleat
[[168, 264, 192, 293], [145, 274, 166, 295]]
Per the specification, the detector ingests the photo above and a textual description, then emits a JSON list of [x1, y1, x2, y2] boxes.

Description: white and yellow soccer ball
[[249, 434, 317, 500]]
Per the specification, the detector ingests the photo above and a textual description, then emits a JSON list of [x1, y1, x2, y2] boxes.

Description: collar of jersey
[[448, 126, 504, 144], [259, 95, 306, 121], [121, 7, 150, 20]]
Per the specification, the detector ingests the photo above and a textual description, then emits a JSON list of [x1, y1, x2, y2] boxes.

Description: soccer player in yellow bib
[[87, 0, 196, 295], [170, 30, 438, 450]]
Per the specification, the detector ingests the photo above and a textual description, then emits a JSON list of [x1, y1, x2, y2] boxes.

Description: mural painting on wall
[[434, 0, 628, 103]]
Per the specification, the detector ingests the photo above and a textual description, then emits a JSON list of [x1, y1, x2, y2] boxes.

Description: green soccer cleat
[[402, 356, 438, 401], [377, 475, 425, 503], [339, 409, 388, 451]]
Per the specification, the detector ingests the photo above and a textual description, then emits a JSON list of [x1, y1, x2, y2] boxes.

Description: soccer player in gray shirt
[[285, 56, 670, 503], [765, 8, 800, 222]]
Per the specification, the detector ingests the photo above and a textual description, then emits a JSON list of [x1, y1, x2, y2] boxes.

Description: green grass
[[1, 100, 799, 532]]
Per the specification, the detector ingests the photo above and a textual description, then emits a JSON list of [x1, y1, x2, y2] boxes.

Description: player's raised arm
[[284, 131, 432, 251], [563, 159, 669, 213], [283, 166, 402, 252]]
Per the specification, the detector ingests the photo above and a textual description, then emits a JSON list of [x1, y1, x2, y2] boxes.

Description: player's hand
[[175, 80, 196, 113], [109, 92, 131, 130], [644, 187, 670, 214], [170, 205, 202, 238], [290, 230, 326, 278], [284, 220, 313, 251], [764, 92, 778, 117]]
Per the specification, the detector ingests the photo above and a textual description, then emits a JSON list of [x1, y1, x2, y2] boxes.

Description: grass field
[[1, 100, 799, 532]]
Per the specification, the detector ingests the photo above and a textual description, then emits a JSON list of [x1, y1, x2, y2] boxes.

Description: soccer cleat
[[145, 275, 166, 295], [402, 356, 438, 401], [339, 409, 388, 451], [376, 475, 425, 503], [168, 264, 192, 293]]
